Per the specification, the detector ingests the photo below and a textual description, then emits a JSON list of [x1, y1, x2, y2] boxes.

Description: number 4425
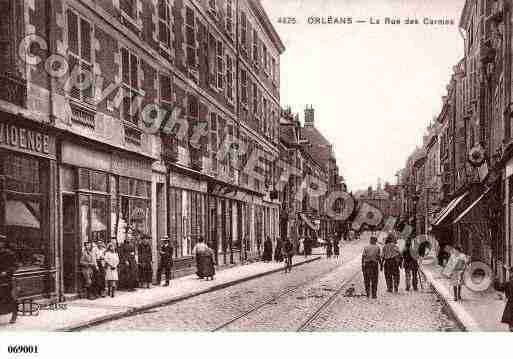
[[278, 17, 297, 24]]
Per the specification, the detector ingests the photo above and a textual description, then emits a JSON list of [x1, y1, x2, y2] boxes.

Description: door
[[62, 194, 77, 293]]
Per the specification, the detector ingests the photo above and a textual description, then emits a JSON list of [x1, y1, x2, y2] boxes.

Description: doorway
[[62, 194, 77, 293]]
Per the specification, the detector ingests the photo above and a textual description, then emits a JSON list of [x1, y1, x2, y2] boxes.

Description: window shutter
[[67, 10, 79, 55], [130, 53, 138, 89], [80, 19, 91, 62], [208, 33, 216, 86], [122, 48, 130, 85]]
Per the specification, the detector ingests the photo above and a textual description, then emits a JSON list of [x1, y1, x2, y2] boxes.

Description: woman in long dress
[[193, 237, 215, 280], [262, 237, 273, 262], [443, 246, 468, 301], [104, 243, 120, 298]]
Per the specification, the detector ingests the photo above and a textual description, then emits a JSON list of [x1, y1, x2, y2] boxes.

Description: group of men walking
[[361, 234, 420, 299]]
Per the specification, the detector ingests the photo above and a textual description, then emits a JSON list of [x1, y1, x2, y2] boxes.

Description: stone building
[[0, 0, 285, 300]]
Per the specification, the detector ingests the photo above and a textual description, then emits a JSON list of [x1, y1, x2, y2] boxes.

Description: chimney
[[304, 105, 315, 127]]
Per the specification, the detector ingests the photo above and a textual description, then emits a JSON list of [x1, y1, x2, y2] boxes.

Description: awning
[[300, 213, 319, 231], [432, 191, 469, 227], [5, 200, 40, 228], [453, 187, 492, 225]]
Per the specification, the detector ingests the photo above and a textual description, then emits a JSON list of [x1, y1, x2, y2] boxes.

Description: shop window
[[91, 196, 108, 242], [0, 152, 48, 269]]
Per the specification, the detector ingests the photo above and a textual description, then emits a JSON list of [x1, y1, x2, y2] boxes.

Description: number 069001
[[7, 345, 39, 354]]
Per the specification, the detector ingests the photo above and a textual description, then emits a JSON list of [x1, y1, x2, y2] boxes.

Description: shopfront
[[0, 118, 58, 299], [59, 140, 153, 294]]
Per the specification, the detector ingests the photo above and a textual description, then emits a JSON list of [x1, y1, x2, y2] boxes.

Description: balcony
[[0, 72, 26, 107], [70, 101, 96, 129]]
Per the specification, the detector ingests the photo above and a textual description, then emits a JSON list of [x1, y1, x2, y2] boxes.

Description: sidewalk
[[0, 255, 320, 331], [421, 261, 508, 331]]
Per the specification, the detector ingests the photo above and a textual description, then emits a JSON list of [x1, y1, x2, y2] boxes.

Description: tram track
[[212, 256, 362, 332]]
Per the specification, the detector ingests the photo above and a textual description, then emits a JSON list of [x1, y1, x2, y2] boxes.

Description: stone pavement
[[0, 254, 321, 331], [421, 261, 509, 331]]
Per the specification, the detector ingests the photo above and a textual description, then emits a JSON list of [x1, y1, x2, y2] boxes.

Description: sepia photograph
[[0, 0, 512, 357]]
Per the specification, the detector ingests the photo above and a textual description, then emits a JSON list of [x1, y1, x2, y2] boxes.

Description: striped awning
[[432, 191, 469, 227]]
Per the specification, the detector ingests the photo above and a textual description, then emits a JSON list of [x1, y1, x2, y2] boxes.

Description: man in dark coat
[[157, 236, 173, 286], [402, 239, 419, 291], [282, 237, 294, 273], [262, 237, 273, 262], [138, 235, 153, 288], [274, 237, 283, 262], [362, 236, 381, 299], [0, 235, 18, 324]]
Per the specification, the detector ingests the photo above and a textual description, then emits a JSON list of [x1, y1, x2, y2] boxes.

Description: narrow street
[[87, 238, 459, 332]]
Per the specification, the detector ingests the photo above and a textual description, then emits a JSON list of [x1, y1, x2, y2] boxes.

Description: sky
[[260, 0, 465, 192]]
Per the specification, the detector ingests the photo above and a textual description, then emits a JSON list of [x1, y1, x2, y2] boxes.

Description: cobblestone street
[[88, 238, 460, 332]]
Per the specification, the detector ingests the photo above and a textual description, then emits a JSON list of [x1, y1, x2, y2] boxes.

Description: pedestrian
[[0, 234, 18, 324], [326, 237, 333, 258], [362, 236, 381, 299], [119, 237, 138, 291], [193, 237, 215, 280], [382, 235, 402, 293], [157, 236, 173, 286], [104, 243, 120, 298], [94, 241, 107, 297], [402, 238, 419, 291], [262, 236, 273, 262], [282, 237, 294, 273], [497, 268, 513, 331], [80, 242, 98, 300], [444, 245, 468, 301], [274, 237, 284, 262], [138, 235, 153, 288], [333, 236, 340, 258]]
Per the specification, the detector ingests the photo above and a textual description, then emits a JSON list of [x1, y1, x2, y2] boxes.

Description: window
[[271, 57, 276, 82], [263, 97, 268, 134], [188, 94, 199, 120], [252, 29, 259, 64], [0, 152, 49, 269], [160, 74, 173, 103], [158, 0, 172, 49], [121, 48, 140, 125], [252, 83, 258, 115], [210, 113, 218, 172], [216, 40, 224, 90], [226, 0, 233, 36], [185, 6, 197, 69], [120, 0, 137, 19], [67, 9, 94, 104], [240, 11, 247, 48], [226, 55, 233, 101], [241, 69, 248, 104], [262, 43, 268, 73]]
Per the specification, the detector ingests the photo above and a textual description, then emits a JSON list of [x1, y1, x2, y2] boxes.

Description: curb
[[420, 266, 481, 332], [59, 256, 321, 332]]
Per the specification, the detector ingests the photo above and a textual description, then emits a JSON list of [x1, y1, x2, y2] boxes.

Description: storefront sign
[[111, 152, 152, 181], [0, 122, 55, 159], [61, 141, 111, 171], [169, 172, 207, 193]]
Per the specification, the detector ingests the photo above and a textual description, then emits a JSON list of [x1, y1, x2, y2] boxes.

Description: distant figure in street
[[382, 235, 402, 293], [0, 234, 18, 324], [193, 237, 215, 280], [274, 237, 284, 262], [497, 268, 513, 331], [326, 238, 333, 259], [446, 246, 468, 301], [157, 236, 173, 286], [333, 237, 340, 258], [104, 243, 120, 298], [81, 242, 98, 300], [402, 239, 419, 291], [262, 237, 273, 262], [138, 235, 153, 289], [362, 236, 381, 299], [282, 237, 294, 273]]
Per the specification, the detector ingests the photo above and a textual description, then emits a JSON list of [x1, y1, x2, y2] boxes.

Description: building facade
[[0, 0, 288, 300]]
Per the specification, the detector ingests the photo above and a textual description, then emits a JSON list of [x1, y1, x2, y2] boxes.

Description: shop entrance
[[62, 194, 77, 293]]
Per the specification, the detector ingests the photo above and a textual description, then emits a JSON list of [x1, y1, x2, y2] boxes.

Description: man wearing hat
[[157, 236, 173, 286], [0, 234, 18, 323]]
